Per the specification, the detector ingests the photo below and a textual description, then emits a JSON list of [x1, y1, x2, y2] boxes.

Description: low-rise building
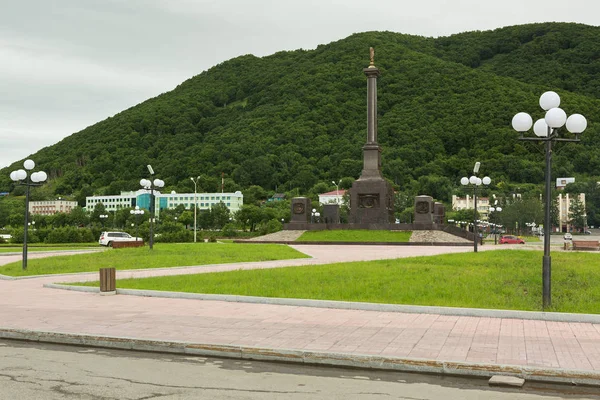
[[319, 190, 346, 205], [29, 199, 78, 216], [86, 190, 243, 216]]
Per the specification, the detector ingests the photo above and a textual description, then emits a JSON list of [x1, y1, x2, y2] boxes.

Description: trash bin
[[100, 267, 116, 292]]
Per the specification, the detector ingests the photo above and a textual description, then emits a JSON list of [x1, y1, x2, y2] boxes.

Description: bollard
[[99, 267, 116, 295]]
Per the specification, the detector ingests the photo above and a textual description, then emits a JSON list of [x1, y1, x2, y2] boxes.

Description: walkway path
[[1, 244, 599, 385]]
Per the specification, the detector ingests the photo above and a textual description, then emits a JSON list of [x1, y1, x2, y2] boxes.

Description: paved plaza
[[1, 244, 599, 385]]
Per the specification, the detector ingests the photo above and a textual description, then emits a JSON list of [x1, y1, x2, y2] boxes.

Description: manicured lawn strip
[[297, 230, 412, 242], [0, 247, 98, 253], [77, 250, 600, 314], [0, 243, 98, 249], [0, 243, 308, 277]]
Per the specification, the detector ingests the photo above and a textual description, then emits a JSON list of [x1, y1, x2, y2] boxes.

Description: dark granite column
[[349, 48, 395, 224]]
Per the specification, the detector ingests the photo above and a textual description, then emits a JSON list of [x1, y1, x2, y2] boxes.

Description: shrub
[[221, 223, 238, 238]]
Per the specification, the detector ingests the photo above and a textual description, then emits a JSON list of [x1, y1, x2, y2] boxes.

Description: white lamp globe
[[539, 91, 561, 110], [460, 177, 469, 186], [497, 207, 502, 212], [140, 179, 150, 188], [130, 209, 134, 214], [469, 176, 477, 185], [16, 169, 27, 180], [37, 171, 47, 182], [511, 112, 533, 132], [545, 108, 567, 128], [533, 118, 549, 137], [30, 172, 40, 183], [10, 171, 18, 181], [482, 176, 491, 185], [23, 159, 35, 170], [476, 177, 482, 186], [566, 114, 587, 134], [154, 179, 164, 188]]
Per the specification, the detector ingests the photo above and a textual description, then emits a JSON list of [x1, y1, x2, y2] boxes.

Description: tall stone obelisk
[[349, 48, 394, 224]]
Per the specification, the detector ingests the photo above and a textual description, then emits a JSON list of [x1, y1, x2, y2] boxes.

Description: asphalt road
[[1, 340, 598, 400]]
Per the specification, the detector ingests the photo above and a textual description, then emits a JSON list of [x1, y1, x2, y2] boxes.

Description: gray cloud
[[1, 0, 597, 169]]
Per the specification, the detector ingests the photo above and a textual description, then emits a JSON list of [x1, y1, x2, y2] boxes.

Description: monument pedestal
[[349, 178, 394, 224]]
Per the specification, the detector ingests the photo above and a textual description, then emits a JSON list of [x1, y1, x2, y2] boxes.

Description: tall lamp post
[[460, 162, 491, 253], [489, 205, 502, 245], [140, 165, 165, 250], [130, 206, 144, 241], [331, 180, 341, 204], [9, 159, 47, 270], [99, 214, 108, 228], [190, 176, 200, 243], [512, 91, 587, 309]]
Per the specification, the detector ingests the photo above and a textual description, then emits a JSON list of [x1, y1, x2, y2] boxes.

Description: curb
[[234, 240, 473, 246], [44, 283, 600, 324], [1, 328, 599, 386]]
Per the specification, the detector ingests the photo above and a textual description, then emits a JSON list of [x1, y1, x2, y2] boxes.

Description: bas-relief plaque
[[358, 194, 380, 208]]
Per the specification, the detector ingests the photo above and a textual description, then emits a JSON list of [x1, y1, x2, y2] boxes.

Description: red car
[[499, 235, 525, 244]]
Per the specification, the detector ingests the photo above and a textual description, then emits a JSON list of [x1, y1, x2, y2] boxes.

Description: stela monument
[[349, 48, 395, 224]]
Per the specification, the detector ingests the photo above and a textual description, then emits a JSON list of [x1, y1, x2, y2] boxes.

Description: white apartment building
[[29, 199, 78, 216], [86, 190, 243, 216], [558, 192, 586, 232], [451, 195, 491, 220]]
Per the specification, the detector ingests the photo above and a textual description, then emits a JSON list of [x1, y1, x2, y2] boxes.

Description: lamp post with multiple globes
[[140, 165, 165, 250], [512, 91, 587, 309], [9, 159, 47, 270], [460, 162, 491, 253]]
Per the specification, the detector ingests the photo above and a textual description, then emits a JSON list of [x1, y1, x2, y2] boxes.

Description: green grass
[[0, 246, 98, 253], [0, 243, 98, 248], [297, 230, 412, 242], [0, 243, 308, 277], [75, 250, 600, 314]]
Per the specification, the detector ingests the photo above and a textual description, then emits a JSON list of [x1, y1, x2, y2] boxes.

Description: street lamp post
[[331, 180, 341, 204], [9, 159, 47, 270], [512, 91, 587, 309], [129, 206, 144, 241], [99, 214, 108, 228], [190, 176, 200, 243], [460, 162, 491, 253], [489, 206, 502, 245], [140, 165, 165, 250]]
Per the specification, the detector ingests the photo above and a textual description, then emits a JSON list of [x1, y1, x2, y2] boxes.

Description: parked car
[[499, 235, 525, 244], [563, 233, 573, 241], [99, 231, 142, 247]]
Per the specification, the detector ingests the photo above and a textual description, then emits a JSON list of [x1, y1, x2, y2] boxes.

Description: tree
[[569, 197, 587, 232], [211, 202, 231, 229]]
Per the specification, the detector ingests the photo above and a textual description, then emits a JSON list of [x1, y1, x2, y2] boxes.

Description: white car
[[99, 231, 142, 247], [563, 233, 573, 241]]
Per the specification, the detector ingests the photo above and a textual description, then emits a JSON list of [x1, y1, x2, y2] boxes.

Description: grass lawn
[[297, 230, 412, 242], [0, 243, 308, 277], [76, 250, 600, 314], [0, 243, 98, 249], [0, 246, 99, 253]]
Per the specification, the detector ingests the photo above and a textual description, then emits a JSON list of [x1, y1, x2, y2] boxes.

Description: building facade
[[557, 192, 586, 232], [319, 190, 346, 205], [29, 199, 78, 216], [451, 195, 491, 220], [86, 190, 243, 216]]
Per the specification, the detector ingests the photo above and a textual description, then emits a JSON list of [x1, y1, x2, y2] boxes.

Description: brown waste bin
[[99, 267, 116, 292]]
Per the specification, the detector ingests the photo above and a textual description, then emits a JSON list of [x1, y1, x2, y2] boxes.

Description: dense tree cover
[[1, 23, 599, 226]]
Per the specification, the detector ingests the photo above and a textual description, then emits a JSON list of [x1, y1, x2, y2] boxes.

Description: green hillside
[[1, 23, 599, 212]]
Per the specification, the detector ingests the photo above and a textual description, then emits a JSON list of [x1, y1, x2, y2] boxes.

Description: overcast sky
[[1, 0, 597, 170]]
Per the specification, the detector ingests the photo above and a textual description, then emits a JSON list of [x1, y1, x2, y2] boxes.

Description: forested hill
[[1, 22, 599, 205]]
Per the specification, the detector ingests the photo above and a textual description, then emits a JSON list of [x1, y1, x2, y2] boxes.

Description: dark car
[[499, 235, 525, 244]]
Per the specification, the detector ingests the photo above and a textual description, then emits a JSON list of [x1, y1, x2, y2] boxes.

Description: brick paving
[[1, 244, 599, 380]]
